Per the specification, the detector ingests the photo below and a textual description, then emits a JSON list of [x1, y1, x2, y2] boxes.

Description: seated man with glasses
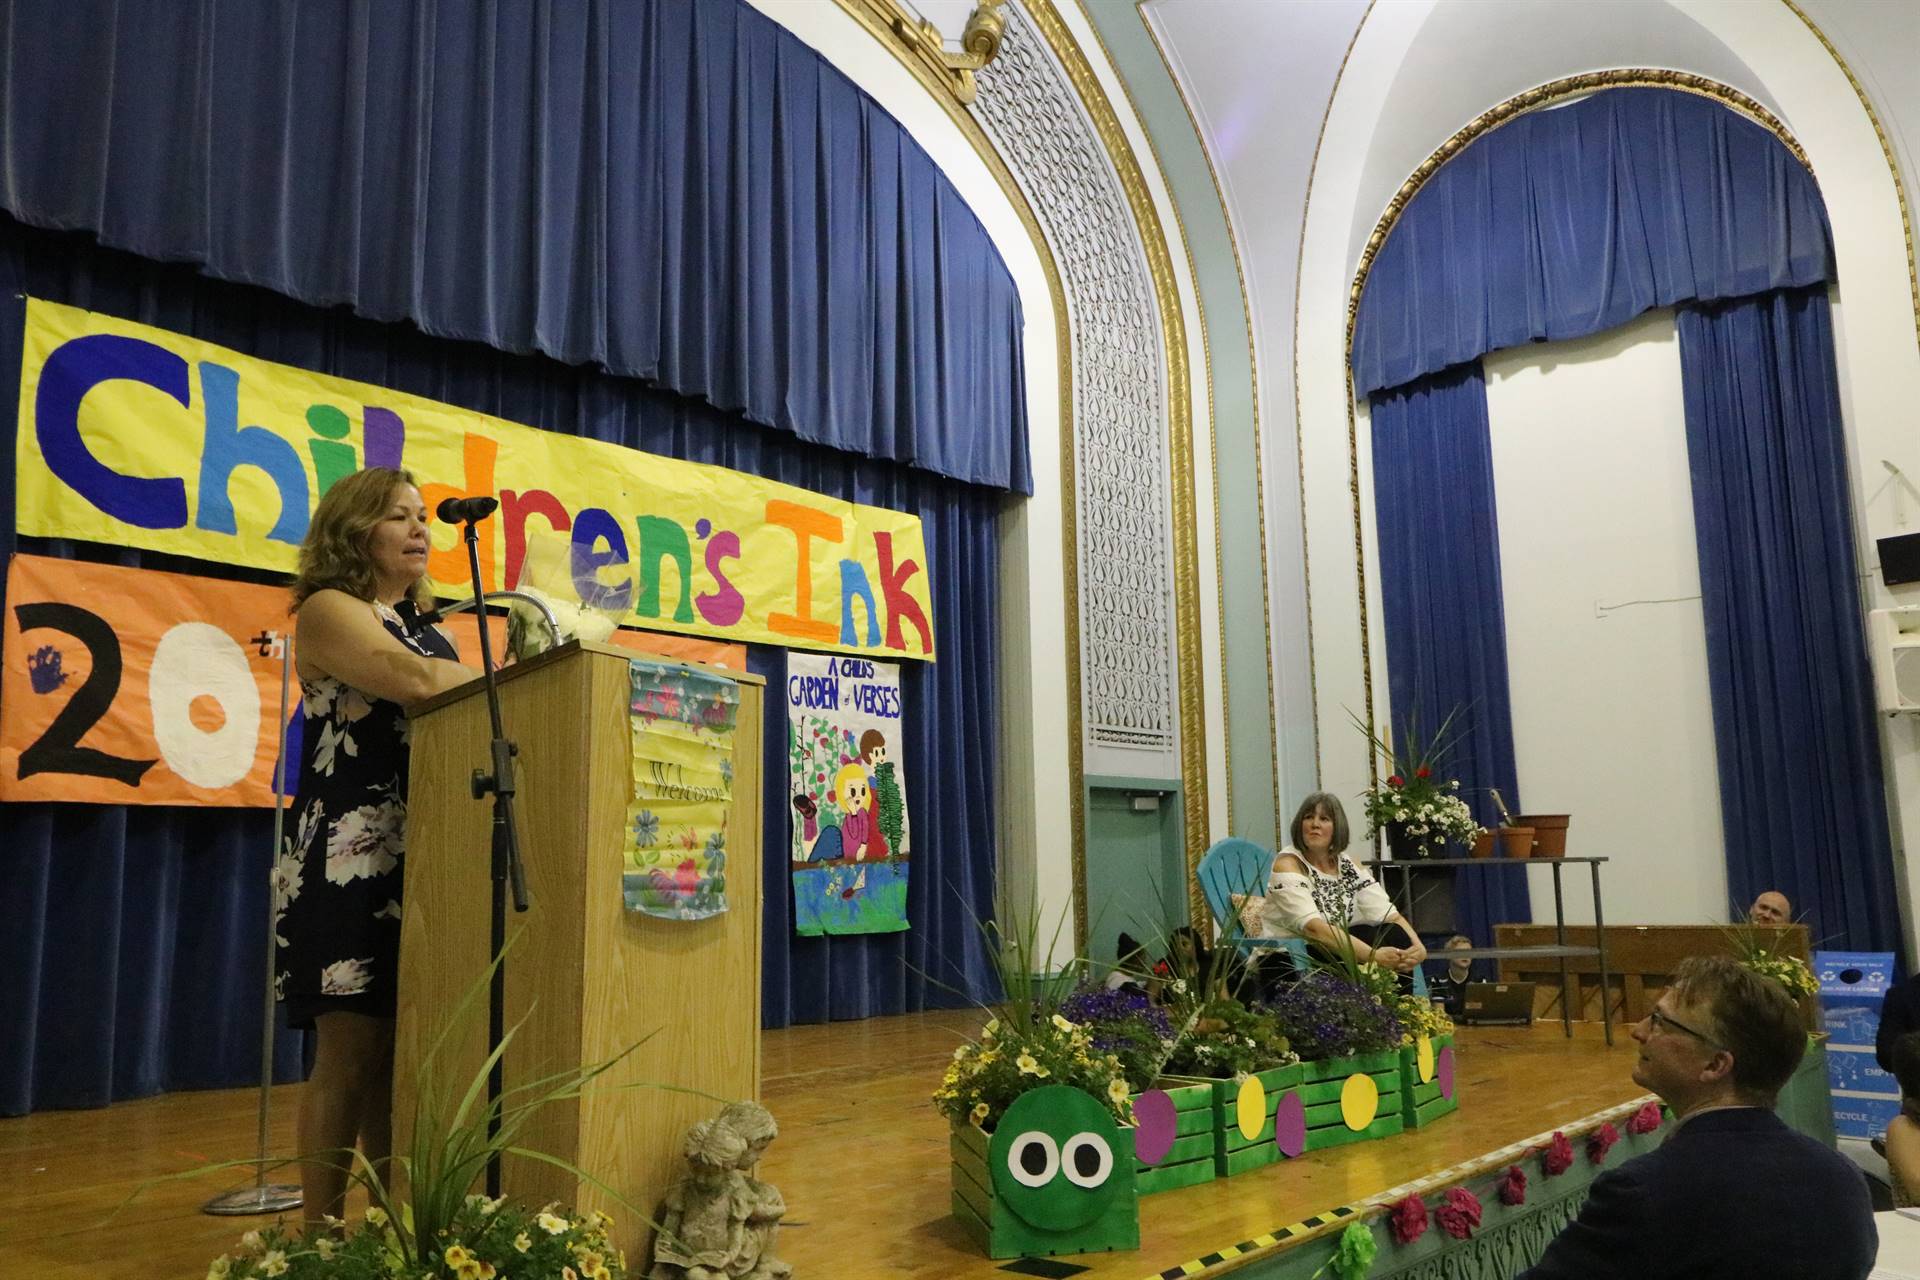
[[1518, 955, 1875, 1280]]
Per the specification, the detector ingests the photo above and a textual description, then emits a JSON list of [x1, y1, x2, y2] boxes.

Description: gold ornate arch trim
[[832, 0, 1089, 942], [1779, 0, 1920, 358], [832, 0, 1214, 946], [1340, 70, 1817, 768], [1020, 0, 1211, 936]]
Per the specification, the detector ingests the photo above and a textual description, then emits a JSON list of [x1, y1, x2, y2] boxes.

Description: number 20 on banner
[[1, 556, 296, 807]]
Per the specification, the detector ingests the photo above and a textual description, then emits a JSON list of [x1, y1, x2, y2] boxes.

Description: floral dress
[[275, 600, 457, 1026]]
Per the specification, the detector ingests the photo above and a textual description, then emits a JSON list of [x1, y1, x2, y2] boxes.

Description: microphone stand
[[451, 515, 530, 1199]]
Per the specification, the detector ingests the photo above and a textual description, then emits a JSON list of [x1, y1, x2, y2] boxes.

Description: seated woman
[[1886, 1031, 1920, 1207], [1241, 791, 1427, 987]]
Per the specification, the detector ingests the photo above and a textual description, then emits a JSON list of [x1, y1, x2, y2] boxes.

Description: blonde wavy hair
[[289, 467, 432, 612]]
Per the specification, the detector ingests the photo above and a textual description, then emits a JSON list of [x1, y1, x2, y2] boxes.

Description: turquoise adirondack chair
[[1194, 837, 1427, 996]]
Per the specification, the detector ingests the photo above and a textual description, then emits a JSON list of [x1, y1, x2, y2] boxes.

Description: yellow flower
[[971, 1101, 991, 1126], [238, 1231, 264, 1256], [314, 1239, 337, 1262], [445, 1245, 474, 1267], [576, 1250, 610, 1280], [1051, 1013, 1075, 1032], [562, 1268, 579, 1280], [1016, 1052, 1046, 1077], [514, 1233, 533, 1254], [539, 1210, 571, 1235], [364, 1205, 388, 1228], [259, 1251, 289, 1278], [979, 1048, 999, 1064], [982, 1017, 999, 1040], [1108, 1078, 1130, 1104], [204, 1258, 232, 1280]]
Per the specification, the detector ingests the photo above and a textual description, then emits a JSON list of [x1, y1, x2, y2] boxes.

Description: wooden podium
[[394, 640, 763, 1262]]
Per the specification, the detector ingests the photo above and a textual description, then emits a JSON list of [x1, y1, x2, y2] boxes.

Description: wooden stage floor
[[0, 1013, 1646, 1279]]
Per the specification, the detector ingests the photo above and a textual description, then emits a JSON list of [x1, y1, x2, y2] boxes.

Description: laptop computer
[[1458, 981, 1536, 1026]]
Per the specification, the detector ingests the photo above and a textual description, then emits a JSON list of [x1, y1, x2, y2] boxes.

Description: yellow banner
[[15, 299, 936, 659]]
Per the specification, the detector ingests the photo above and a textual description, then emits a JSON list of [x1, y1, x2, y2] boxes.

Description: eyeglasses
[[1645, 1006, 1723, 1049]]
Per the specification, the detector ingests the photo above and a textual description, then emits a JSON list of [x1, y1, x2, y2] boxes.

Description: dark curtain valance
[[1353, 87, 1833, 397], [0, 0, 1031, 494]]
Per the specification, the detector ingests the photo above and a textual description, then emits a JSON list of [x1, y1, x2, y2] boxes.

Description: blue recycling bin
[[1816, 951, 1901, 1140]]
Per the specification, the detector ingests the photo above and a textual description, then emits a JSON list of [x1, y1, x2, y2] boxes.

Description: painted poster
[[16, 298, 936, 660], [623, 658, 739, 920], [787, 653, 910, 935]]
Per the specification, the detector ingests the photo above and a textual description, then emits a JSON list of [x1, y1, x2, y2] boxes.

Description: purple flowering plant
[[1058, 984, 1177, 1091], [1267, 969, 1404, 1061]]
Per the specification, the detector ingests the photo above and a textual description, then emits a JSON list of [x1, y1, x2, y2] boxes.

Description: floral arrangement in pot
[[1161, 997, 1296, 1079], [1057, 983, 1179, 1092], [1267, 968, 1405, 1062], [208, 1200, 628, 1280], [933, 908, 1136, 1133], [1352, 706, 1483, 859]]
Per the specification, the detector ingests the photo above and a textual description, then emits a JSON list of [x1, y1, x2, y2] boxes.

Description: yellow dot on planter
[[1340, 1072, 1379, 1131], [1237, 1075, 1268, 1140], [1417, 1035, 1436, 1084]]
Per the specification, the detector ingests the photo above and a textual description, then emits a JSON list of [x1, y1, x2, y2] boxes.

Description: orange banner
[[0, 554, 745, 807]]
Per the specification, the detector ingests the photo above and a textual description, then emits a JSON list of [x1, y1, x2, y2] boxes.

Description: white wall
[[1483, 309, 1728, 926]]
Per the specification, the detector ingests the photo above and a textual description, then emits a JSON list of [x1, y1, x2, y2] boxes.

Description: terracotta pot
[[1470, 829, 1495, 859], [1516, 814, 1570, 858], [1498, 826, 1536, 859]]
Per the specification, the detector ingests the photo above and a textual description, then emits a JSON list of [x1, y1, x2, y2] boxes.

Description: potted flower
[[1353, 708, 1484, 859], [935, 909, 1140, 1258], [1268, 968, 1409, 1151]]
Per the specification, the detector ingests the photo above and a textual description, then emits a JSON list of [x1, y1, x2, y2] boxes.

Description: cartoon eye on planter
[[987, 1085, 1138, 1254]]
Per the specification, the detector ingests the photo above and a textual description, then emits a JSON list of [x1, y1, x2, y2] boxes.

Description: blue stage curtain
[[0, 0, 1030, 495], [0, 215, 1000, 1115], [1369, 363, 1530, 944], [1353, 87, 1832, 399], [1677, 289, 1903, 958]]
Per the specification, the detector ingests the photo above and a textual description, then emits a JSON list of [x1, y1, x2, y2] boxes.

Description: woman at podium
[[275, 467, 472, 1224]]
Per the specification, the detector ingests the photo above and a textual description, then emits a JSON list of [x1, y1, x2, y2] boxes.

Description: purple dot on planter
[[1133, 1089, 1178, 1165], [1273, 1089, 1307, 1158], [1438, 1045, 1457, 1101], [695, 518, 712, 539]]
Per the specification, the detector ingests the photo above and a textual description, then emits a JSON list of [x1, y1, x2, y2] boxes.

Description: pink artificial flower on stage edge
[[1586, 1121, 1620, 1165], [1497, 1165, 1527, 1206], [1388, 1194, 1429, 1245], [1627, 1101, 1663, 1135], [1542, 1131, 1573, 1176], [1436, 1187, 1482, 1240]]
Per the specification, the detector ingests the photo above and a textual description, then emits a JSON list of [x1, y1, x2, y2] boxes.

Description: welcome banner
[[15, 299, 938, 660], [0, 552, 744, 807]]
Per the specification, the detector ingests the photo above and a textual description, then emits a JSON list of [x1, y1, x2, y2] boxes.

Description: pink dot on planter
[[1438, 1046, 1457, 1101], [1273, 1089, 1307, 1158], [1133, 1089, 1178, 1165]]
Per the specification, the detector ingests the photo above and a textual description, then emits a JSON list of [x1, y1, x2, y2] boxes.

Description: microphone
[[436, 495, 499, 524]]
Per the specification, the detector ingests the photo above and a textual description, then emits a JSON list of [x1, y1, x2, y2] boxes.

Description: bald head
[[1749, 892, 1791, 927]]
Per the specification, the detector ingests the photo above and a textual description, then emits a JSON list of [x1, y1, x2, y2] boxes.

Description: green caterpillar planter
[[949, 1085, 1140, 1258]]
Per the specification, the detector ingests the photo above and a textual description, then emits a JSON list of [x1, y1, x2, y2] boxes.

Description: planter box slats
[[1128, 1078, 1219, 1196], [1397, 1034, 1460, 1129], [1303, 1112, 1405, 1151], [1295, 1050, 1405, 1154]]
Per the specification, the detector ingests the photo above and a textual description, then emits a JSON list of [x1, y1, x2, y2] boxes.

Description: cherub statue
[[649, 1119, 753, 1280], [716, 1102, 790, 1280]]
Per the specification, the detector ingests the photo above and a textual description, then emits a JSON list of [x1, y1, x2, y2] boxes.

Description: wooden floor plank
[[0, 1013, 1640, 1279]]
